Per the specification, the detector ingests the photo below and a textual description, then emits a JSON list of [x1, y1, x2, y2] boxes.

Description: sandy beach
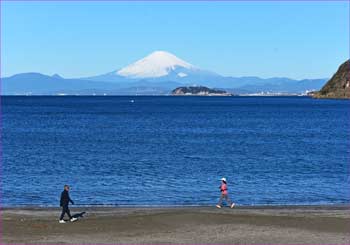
[[1, 205, 349, 244]]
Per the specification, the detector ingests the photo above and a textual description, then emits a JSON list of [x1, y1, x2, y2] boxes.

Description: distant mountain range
[[1, 51, 327, 95]]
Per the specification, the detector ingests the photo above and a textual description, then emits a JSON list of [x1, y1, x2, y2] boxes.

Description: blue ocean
[[2, 96, 350, 206]]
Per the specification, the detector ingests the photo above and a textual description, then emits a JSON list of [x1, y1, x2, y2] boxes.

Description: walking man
[[59, 185, 77, 223]]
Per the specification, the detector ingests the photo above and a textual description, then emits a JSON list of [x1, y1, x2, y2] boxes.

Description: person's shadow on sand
[[72, 211, 86, 219]]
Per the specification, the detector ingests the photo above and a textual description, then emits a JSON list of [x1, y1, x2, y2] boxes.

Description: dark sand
[[1, 206, 349, 244]]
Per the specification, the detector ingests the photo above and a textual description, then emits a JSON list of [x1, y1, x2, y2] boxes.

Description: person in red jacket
[[216, 177, 235, 208]]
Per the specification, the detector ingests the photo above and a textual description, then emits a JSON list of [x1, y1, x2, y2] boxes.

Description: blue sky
[[1, 1, 349, 79]]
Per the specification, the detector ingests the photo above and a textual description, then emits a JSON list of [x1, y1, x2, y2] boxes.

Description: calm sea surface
[[2, 96, 350, 206]]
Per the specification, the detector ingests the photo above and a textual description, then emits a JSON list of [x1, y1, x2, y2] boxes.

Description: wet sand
[[2, 205, 349, 244]]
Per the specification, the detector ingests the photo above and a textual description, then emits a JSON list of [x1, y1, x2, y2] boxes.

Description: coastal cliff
[[171, 86, 232, 96], [312, 60, 350, 99]]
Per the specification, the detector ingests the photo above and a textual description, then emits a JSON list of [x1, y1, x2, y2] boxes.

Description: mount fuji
[[117, 50, 197, 78], [83, 51, 222, 86], [2, 51, 327, 95]]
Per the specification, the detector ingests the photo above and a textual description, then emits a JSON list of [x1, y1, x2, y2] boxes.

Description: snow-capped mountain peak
[[117, 51, 195, 78]]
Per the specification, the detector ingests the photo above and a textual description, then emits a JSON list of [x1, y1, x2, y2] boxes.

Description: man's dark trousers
[[60, 205, 72, 220]]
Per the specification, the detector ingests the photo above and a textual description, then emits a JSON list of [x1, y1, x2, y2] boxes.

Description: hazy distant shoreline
[[0, 94, 311, 97], [1, 51, 327, 96]]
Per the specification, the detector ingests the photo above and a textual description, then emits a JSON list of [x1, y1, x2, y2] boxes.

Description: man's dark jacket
[[60, 190, 74, 207]]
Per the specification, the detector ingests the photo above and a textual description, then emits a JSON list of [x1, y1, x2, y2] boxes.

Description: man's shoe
[[231, 203, 235, 208], [59, 220, 66, 223], [216, 205, 221, 209], [70, 217, 78, 222]]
